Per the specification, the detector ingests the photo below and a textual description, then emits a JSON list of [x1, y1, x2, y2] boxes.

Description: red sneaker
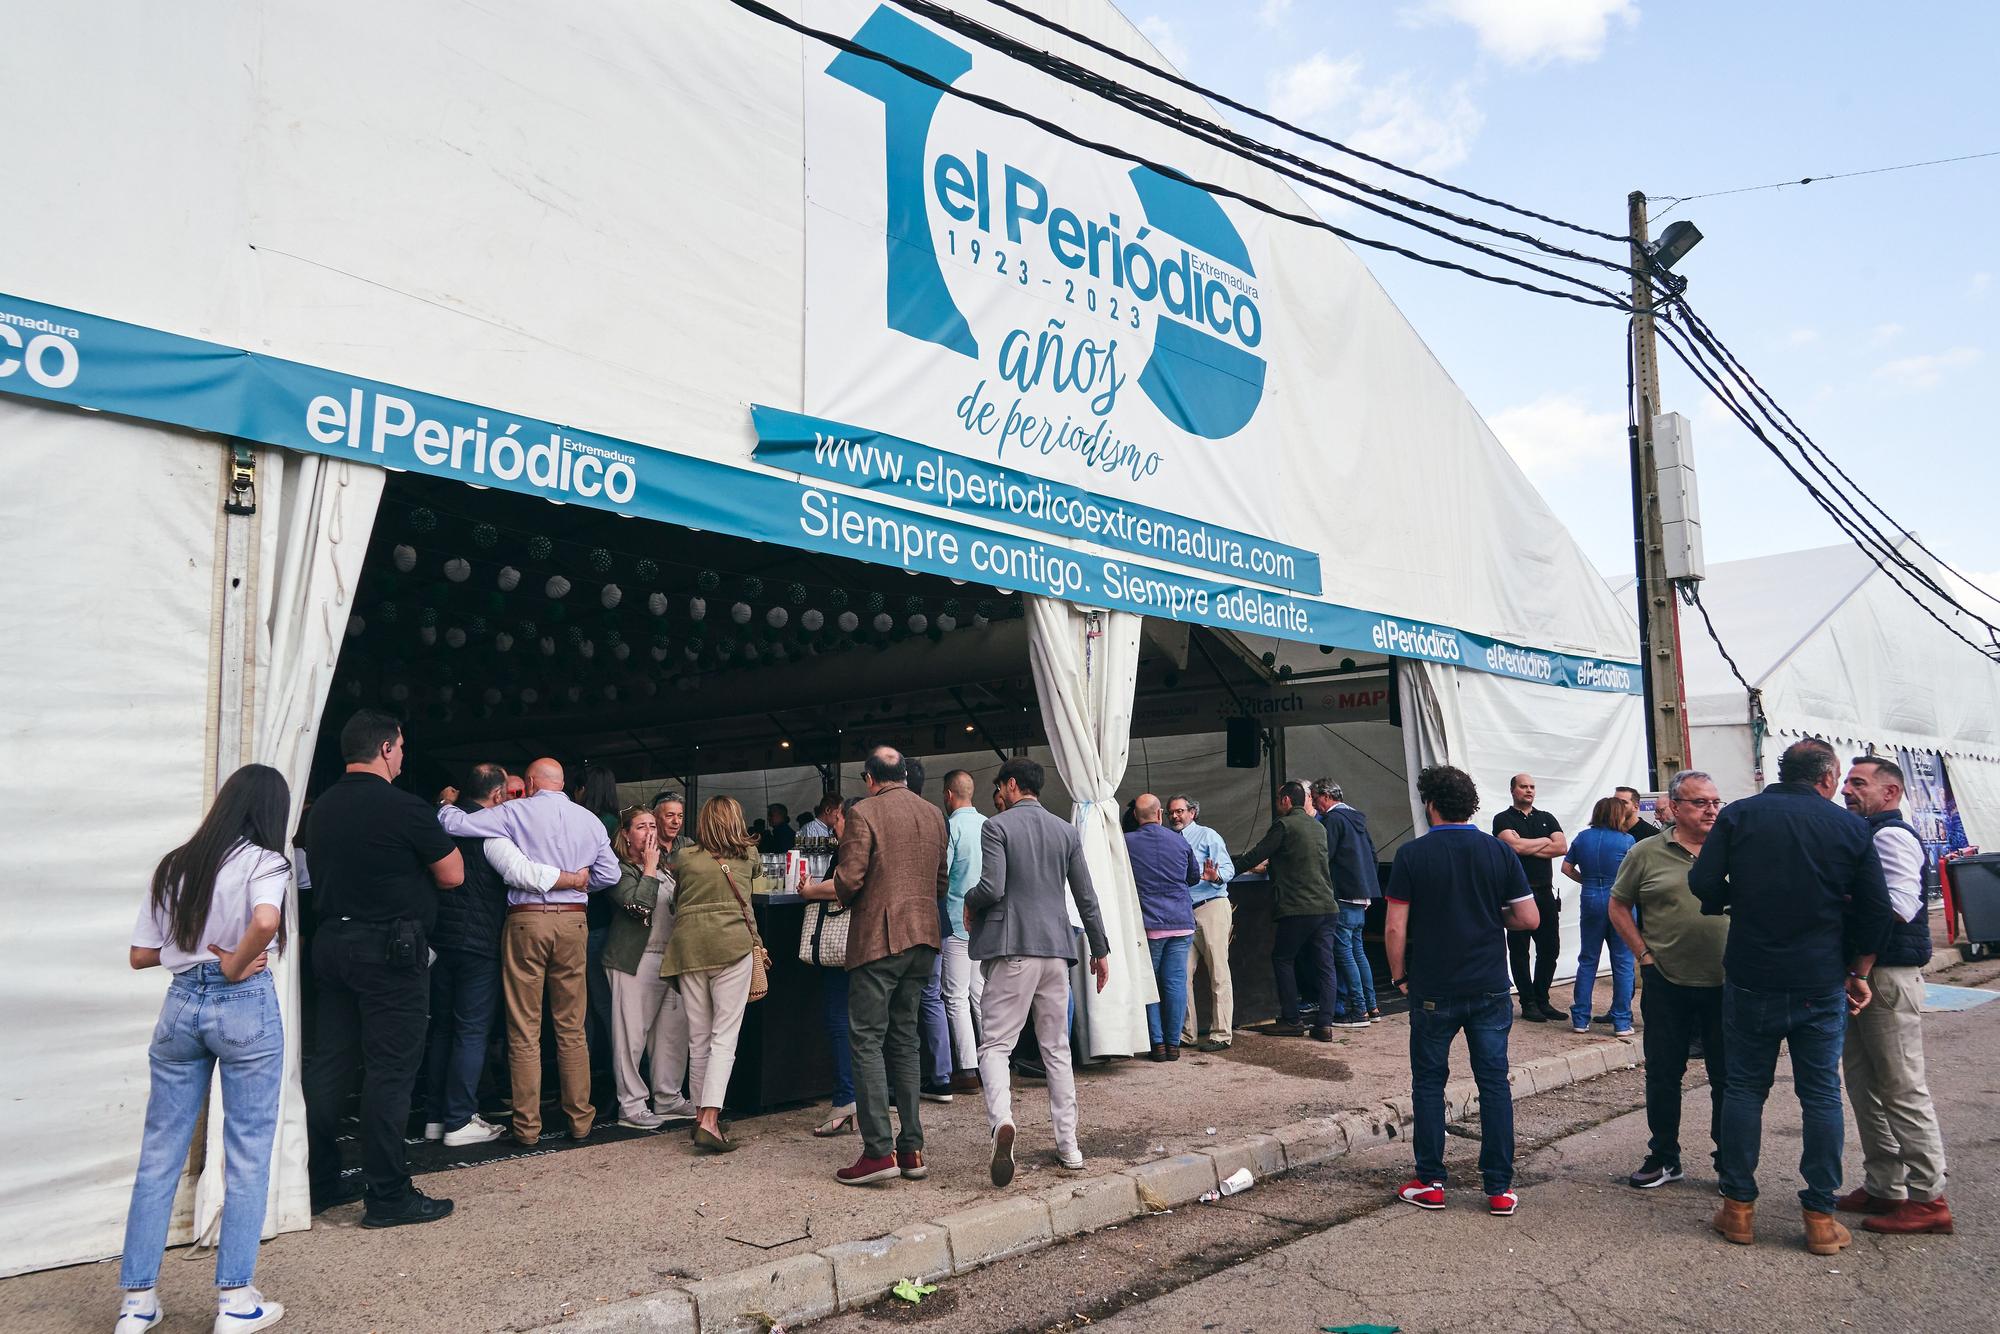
[[1397, 1179, 1445, 1210], [1834, 1186, 1898, 1215], [835, 1153, 901, 1186], [898, 1149, 928, 1180], [1488, 1189, 1519, 1216], [1862, 1197, 1954, 1235]]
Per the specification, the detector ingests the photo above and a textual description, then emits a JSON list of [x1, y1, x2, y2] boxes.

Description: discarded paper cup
[[1219, 1168, 1254, 1196]]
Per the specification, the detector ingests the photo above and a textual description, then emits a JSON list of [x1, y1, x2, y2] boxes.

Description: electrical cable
[[1651, 149, 2000, 218], [1681, 581, 1755, 697]]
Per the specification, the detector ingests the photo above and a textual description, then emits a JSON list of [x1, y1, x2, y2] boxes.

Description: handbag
[[798, 898, 851, 968], [718, 858, 774, 1003]]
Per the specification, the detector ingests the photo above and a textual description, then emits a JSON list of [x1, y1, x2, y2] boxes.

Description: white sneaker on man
[[442, 1119, 506, 1147], [213, 1285, 285, 1332], [1058, 1149, 1085, 1171], [617, 1110, 667, 1131], [114, 1290, 162, 1333], [653, 1099, 699, 1124]]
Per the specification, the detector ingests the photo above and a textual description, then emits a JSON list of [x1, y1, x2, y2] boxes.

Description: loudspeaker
[[1225, 717, 1261, 769]]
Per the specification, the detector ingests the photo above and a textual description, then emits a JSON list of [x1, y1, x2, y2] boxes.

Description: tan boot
[[1711, 1197, 1756, 1245], [1803, 1209, 1853, 1255]]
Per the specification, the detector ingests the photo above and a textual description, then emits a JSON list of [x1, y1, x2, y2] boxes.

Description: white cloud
[[1869, 322, 1904, 346], [1135, 15, 1191, 72], [1971, 272, 1992, 300], [1408, 0, 1639, 67], [1786, 327, 1819, 346], [1259, 0, 1295, 27], [1267, 52, 1482, 175], [1489, 394, 1626, 473], [1873, 345, 1982, 391]]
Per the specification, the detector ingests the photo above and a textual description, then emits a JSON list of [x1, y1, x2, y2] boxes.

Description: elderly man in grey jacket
[[965, 756, 1111, 1186]]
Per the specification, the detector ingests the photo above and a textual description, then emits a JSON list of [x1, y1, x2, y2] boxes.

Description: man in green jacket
[[1236, 781, 1342, 1040]]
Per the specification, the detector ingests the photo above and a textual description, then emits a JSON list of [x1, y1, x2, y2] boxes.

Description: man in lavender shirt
[[437, 757, 618, 1145]]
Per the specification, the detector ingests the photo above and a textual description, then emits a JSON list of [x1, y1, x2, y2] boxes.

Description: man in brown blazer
[[832, 745, 950, 1185]]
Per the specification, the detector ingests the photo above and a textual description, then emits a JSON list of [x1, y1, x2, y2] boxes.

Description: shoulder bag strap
[[718, 858, 764, 949]]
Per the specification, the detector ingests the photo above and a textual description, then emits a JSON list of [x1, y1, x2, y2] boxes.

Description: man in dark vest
[[1837, 756, 1953, 1235]]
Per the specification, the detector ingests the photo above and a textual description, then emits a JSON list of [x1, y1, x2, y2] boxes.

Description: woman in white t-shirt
[[115, 763, 292, 1334]]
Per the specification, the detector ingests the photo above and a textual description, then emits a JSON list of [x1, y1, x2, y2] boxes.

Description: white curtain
[[1950, 754, 2000, 851], [192, 451, 383, 1247], [1024, 597, 1154, 1057]]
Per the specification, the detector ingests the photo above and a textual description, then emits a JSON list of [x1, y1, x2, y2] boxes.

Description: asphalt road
[[814, 984, 1998, 1334]]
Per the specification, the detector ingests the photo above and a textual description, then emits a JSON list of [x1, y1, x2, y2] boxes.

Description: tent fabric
[[193, 453, 383, 1251], [1025, 597, 1155, 1057], [0, 404, 234, 1277], [1951, 756, 2000, 851]]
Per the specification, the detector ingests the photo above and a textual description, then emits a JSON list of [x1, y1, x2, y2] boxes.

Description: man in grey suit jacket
[[965, 756, 1111, 1185]]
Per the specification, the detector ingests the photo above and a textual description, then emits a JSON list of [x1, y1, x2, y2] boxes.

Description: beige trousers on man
[[608, 957, 694, 1120], [977, 955, 1078, 1156], [680, 953, 754, 1110], [1843, 963, 1948, 1201], [502, 910, 592, 1142], [1181, 896, 1235, 1045]]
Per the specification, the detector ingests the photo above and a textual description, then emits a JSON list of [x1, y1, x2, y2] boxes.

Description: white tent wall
[[1949, 756, 2000, 850]]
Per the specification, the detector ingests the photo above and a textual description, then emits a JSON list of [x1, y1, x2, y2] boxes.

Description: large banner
[[786, 0, 1313, 594], [1899, 748, 1968, 874]]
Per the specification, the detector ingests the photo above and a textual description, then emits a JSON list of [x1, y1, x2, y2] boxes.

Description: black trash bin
[[1943, 852, 2000, 960]]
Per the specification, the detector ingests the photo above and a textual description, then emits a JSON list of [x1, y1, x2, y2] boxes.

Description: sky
[[1120, 0, 1999, 598]]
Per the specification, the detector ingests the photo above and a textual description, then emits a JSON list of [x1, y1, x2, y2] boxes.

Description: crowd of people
[[107, 713, 1958, 1333]]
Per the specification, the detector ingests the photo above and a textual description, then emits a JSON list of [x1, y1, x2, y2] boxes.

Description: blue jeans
[[821, 967, 855, 1107], [1146, 935, 1193, 1046], [1408, 991, 1515, 1195], [1333, 903, 1378, 1017], [1717, 982, 1847, 1211], [120, 964, 283, 1290], [1570, 888, 1634, 1029], [425, 947, 501, 1131], [920, 948, 951, 1087]]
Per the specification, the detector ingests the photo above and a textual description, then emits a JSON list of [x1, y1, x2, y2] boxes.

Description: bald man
[[1125, 793, 1201, 1060], [1492, 773, 1567, 1022], [439, 757, 619, 1146]]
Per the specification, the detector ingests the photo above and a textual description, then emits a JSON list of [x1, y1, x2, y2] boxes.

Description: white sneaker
[[617, 1111, 667, 1131], [422, 1122, 443, 1141], [1058, 1149, 1085, 1171], [652, 1099, 698, 1123], [114, 1290, 162, 1333], [442, 1119, 506, 1147], [214, 1285, 285, 1333]]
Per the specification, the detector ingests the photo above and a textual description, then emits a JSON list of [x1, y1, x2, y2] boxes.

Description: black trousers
[[1272, 913, 1340, 1024], [1639, 964, 1728, 1168], [1507, 885, 1561, 1003], [304, 918, 431, 1206]]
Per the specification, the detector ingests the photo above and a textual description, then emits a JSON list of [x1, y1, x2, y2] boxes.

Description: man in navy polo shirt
[[1385, 765, 1539, 1217]]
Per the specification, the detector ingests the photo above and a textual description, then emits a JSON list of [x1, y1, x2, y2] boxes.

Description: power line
[[1652, 149, 2000, 218]]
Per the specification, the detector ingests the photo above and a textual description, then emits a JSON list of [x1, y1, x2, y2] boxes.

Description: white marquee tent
[[0, 0, 1644, 1276]]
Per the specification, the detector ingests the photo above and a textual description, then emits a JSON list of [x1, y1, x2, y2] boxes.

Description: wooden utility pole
[[1628, 191, 1691, 789]]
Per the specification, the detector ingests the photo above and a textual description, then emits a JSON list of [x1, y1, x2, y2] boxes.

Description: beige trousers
[[502, 911, 593, 1141], [977, 955, 1078, 1156], [680, 953, 754, 1110], [1843, 963, 1948, 1201], [608, 956, 693, 1120], [1181, 897, 1235, 1044]]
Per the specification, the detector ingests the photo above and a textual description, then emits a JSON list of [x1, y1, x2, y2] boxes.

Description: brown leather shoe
[[1149, 1042, 1169, 1062], [1863, 1197, 1954, 1235], [1711, 1198, 1755, 1245], [1802, 1209, 1852, 1255], [1164, 1044, 1182, 1061], [949, 1070, 982, 1093], [1310, 1025, 1335, 1042], [1835, 1186, 1898, 1214]]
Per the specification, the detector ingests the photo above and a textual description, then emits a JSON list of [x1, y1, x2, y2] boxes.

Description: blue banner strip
[[750, 404, 1322, 595], [0, 292, 1641, 693]]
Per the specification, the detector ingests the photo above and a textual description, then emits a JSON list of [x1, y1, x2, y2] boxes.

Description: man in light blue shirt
[[1167, 795, 1236, 1050], [940, 770, 986, 1091]]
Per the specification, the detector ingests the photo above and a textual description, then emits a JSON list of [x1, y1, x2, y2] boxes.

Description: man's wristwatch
[[1848, 970, 1871, 981]]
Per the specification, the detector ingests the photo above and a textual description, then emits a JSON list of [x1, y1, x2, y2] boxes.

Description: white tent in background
[[0, 0, 1645, 1277], [1624, 543, 2000, 842]]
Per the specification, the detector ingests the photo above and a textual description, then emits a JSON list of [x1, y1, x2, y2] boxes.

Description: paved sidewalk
[[0, 981, 1643, 1334]]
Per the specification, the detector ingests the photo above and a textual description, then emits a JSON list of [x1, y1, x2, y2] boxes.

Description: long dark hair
[[575, 763, 620, 822], [150, 764, 291, 954]]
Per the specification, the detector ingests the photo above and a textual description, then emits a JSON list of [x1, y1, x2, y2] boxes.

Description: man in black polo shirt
[[1492, 774, 1566, 1021], [1385, 765, 1538, 1216], [1617, 786, 1662, 841], [303, 710, 464, 1228]]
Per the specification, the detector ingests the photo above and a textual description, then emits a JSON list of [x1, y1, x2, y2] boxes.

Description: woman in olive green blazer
[[662, 796, 769, 1151], [603, 807, 696, 1130]]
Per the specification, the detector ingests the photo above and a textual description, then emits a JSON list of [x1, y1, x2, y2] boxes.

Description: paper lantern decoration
[[444, 627, 467, 648], [520, 687, 539, 704], [418, 626, 436, 646], [1319, 644, 1336, 655], [647, 591, 669, 616], [1278, 663, 1294, 678], [346, 615, 367, 638], [865, 591, 885, 613], [688, 597, 707, 621], [599, 583, 622, 609], [787, 582, 808, 605], [766, 607, 788, 628], [545, 575, 571, 599], [392, 544, 419, 573], [539, 636, 556, 656], [528, 535, 552, 560], [651, 644, 670, 661], [802, 609, 824, 632], [472, 522, 499, 549], [483, 687, 503, 705], [438, 684, 456, 703], [497, 565, 521, 592], [342, 677, 362, 696], [977, 599, 997, 619], [515, 618, 538, 638], [601, 684, 619, 701], [613, 641, 631, 661], [388, 682, 411, 701], [743, 641, 761, 662], [730, 602, 752, 625], [942, 598, 961, 616], [1261, 651, 1276, 667], [741, 576, 764, 598], [828, 588, 849, 609], [873, 612, 894, 634], [936, 614, 957, 632], [565, 624, 585, 645], [636, 558, 659, 582], [587, 547, 613, 574], [905, 596, 925, 615], [1341, 657, 1356, 671], [376, 601, 399, 623], [696, 569, 720, 592], [406, 507, 437, 533], [578, 639, 596, 659], [494, 631, 514, 652], [419, 606, 439, 627], [838, 611, 859, 633], [443, 557, 471, 583], [908, 614, 928, 634], [565, 684, 583, 703]]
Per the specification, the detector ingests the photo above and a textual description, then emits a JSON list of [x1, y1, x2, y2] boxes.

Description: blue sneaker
[[213, 1285, 286, 1333], [114, 1290, 162, 1333]]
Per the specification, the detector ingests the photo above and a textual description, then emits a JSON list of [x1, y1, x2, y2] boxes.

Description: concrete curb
[[529, 1037, 1641, 1332]]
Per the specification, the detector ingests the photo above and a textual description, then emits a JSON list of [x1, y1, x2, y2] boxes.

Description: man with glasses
[[1607, 771, 1730, 1190], [1165, 795, 1235, 1051]]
